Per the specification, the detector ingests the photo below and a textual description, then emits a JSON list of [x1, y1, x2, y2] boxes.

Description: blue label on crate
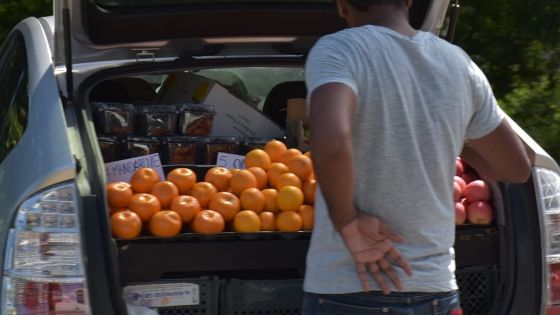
[[123, 283, 200, 308]]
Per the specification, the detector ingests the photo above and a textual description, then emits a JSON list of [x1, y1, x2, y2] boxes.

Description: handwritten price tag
[[216, 152, 246, 169], [105, 153, 165, 183]]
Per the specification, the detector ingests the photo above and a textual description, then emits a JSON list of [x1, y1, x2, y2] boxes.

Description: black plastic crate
[[456, 265, 499, 315], [123, 277, 220, 315], [221, 279, 303, 315]]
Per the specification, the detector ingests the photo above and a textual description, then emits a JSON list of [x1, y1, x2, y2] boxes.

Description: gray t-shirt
[[304, 25, 504, 293]]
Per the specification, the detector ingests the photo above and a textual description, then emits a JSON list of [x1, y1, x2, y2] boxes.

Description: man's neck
[[348, 4, 417, 37]]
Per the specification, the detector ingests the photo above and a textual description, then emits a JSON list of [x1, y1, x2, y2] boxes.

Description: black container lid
[[92, 102, 135, 111]]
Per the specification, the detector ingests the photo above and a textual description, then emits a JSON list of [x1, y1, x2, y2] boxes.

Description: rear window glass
[[97, 0, 332, 7]]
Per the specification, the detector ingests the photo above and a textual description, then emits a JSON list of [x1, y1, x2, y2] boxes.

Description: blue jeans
[[302, 290, 462, 315]]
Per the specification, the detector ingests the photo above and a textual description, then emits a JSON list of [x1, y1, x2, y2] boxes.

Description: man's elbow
[[498, 161, 532, 183]]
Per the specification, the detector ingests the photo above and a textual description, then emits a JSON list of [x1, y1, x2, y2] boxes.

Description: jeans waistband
[[336, 290, 457, 305]]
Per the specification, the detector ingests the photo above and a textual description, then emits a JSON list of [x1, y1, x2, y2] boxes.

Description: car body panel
[[0, 17, 76, 274]]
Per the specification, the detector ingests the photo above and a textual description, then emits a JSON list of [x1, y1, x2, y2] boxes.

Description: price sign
[[105, 154, 165, 183], [216, 152, 246, 169]]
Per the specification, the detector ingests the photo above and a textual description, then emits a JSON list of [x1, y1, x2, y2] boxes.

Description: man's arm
[[309, 83, 412, 294], [460, 119, 535, 182], [308, 83, 357, 230]]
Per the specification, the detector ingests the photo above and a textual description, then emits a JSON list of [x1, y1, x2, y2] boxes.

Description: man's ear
[[336, 0, 349, 18]]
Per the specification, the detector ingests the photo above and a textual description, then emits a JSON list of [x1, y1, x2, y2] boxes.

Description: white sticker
[[105, 154, 165, 184], [123, 283, 200, 308], [216, 152, 246, 170]]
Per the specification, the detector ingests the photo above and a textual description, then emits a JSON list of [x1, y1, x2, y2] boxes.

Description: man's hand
[[339, 212, 413, 294]]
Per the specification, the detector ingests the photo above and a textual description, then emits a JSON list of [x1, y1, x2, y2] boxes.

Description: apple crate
[[123, 277, 220, 315], [456, 265, 499, 315], [220, 278, 303, 315]]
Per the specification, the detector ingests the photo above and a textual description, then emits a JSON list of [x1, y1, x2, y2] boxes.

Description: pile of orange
[[107, 139, 316, 239]]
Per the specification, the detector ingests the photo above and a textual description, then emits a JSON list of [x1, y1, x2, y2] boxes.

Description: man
[[303, 0, 534, 313]]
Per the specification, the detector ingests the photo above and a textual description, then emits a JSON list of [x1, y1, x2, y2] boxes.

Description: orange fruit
[[230, 169, 258, 196], [244, 149, 272, 170], [298, 205, 315, 231], [267, 163, 289, 188], [264, 140, 287, 162], [304, 151, 312, 158], [240, 188, 266, 213], [189, 182, 218, 208], [111, 210, 142, 239], [230, 168, 242, 176], [191, 209, 225, 234], [233, 210, 261, 233], [302, 179, 317, 204], [259, 211, 276, 231], [279, 148, 302, 165], [149, 210, 182, 238], [286, 155, 313, 181], [204, 167, 232, 191], [170, 195, 201, 223], [276, 211, 303, 232], [167, 168, 197, 194], [277, 186, 304, 212], [107, 182, 133, 209], [208, 191, 241, 222], [248, 167, 268, 190], [151, 181, 179, 208], [129, 193, 161, 222], [109, 208, 128, 217], [262, 188, 279, 213], [130, 168, 161, 193], [276, 172, 302, 189]]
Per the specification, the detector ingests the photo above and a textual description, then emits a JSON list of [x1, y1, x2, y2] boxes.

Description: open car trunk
[[54, 0, 530, 314], [81, 60, 509, 314]]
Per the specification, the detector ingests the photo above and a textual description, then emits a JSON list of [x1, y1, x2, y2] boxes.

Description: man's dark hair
[[346, 0, 406, 11]]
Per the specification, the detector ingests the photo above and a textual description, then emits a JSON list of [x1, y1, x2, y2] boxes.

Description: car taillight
[[1, 182, 91, 315]]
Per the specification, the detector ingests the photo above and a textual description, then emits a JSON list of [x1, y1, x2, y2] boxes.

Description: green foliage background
[[0, 0, 559, 159]]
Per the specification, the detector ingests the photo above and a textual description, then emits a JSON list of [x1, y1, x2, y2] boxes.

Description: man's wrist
[[335, 209, 360, 233]]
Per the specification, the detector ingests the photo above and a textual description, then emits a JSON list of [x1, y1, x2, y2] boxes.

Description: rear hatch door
[[53, 0, 450, 65]]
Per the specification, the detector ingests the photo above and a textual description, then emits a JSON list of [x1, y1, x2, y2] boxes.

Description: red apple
[[455, 159, 464, 177], [455, 202, 466, 225], [467, 201, 493, 225], [462, 172, 478, 184], [453, 181, 462, 202], [461, 198, 470, 209], [454, 176, 467, 191], [463, 180, 491, 202]]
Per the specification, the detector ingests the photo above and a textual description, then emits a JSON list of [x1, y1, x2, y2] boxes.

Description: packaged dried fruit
[[136, 105, 179, 136], [93, 102, 136, 135], [178, 104, 216, 136], [98, 136, 123, 162], [165, 136, 200, 165], [125, 137, 162, 158], [203, 136, 240, 165]]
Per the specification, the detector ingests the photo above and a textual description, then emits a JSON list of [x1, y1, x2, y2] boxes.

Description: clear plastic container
[[98, 136, 122, 162], [203, 136, 240, 165], [136, 105, 179, 136], [179, 104, 216, 136], [93, 102, 136, 135], [165, 136, 200, 165], [242, 137, 276, 154], [125, 137, 162, 158]]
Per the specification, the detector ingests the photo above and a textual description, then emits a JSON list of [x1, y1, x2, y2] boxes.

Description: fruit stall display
[[106, 140, 316, 239], [106, 140, 499, 315]]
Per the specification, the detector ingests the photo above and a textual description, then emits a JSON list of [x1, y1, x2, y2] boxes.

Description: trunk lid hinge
[[446, 0, 460, 43], [62, 0, 74, 108]]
